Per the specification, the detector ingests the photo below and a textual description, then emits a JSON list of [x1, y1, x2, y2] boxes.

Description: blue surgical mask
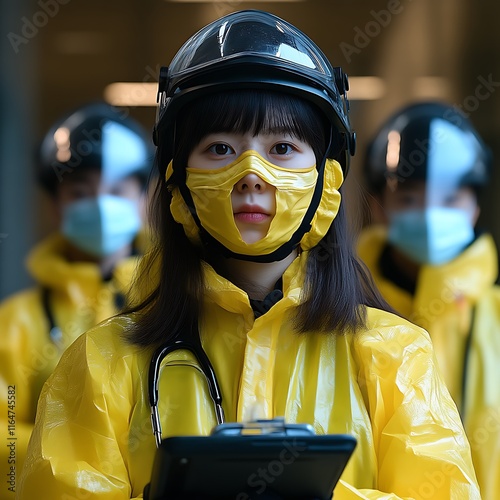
[[388, 207, 475, 265], [62, 195, 141, 257]]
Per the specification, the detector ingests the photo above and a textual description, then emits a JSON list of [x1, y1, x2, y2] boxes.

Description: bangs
[[174, 90, 327, 166], [198, 91, 319, 138]]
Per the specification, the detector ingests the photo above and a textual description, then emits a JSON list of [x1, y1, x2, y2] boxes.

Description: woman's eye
[[395, 193, 419, 207], [444, 194, 460, 205], [209, 143, 233, 155], [69, 185, 91, 199], [110, 187, 125, 197], [271, 143, 293, 155]]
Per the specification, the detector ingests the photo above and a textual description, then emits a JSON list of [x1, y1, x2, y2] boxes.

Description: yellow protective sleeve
[[0, 289, 55, 500], [18, 318, 143, 499]]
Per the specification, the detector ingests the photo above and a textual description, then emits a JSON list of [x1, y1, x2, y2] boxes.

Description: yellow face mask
[[168, 151, 343, 260]]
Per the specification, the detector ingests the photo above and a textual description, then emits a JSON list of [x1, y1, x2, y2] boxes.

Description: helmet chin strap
[[178, 131, 334, 263]]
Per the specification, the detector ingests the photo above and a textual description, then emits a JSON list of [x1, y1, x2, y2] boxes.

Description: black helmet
[[38, 102, 154, 195], [153, 9, 356, 177], [364, 101, 492, 194]]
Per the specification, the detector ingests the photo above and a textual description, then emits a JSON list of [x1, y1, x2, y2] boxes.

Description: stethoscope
[[147, 280, 285, 447], [148, 336, 226, 448]]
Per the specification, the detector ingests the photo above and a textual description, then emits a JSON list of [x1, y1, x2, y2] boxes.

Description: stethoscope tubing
[[148, 338, 225, 448]]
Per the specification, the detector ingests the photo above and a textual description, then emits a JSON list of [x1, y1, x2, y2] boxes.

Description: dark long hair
[[124, 90, 391, 347]]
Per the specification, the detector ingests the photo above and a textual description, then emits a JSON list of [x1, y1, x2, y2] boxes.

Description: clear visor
[[384, 117, 483, 210], [167, 10, 333, 83], [48, 119, 149, 184]]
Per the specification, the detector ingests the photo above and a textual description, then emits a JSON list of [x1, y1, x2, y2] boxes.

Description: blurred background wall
[[1, 0, 499, 300]]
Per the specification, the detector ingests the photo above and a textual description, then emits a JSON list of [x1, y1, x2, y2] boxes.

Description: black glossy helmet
[[38, 102, 154, 195], [153, 9, 356, 177], [364, 101, 492, 195]]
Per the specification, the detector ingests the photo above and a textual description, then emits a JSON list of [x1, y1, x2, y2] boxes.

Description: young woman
[[18, 11, 480, 499]]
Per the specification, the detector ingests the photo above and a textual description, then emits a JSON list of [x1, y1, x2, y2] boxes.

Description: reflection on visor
[[277, 43, 315, 69], [428, 118, 479, 183], [426, 118, 482, 205], [101, 121, 148, 183]]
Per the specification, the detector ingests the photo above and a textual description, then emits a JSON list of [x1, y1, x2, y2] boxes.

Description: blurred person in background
[[0, 101, 153, 498], [357, 100, 500, 500]]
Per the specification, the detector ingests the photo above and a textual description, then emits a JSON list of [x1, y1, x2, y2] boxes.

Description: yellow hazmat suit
[[0, 233, 140, 499], [18, 252, 480, 499], [358, 225, 500, 500]]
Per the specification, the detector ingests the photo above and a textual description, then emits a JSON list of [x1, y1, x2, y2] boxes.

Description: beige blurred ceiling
[[23, 0, 496, 138]]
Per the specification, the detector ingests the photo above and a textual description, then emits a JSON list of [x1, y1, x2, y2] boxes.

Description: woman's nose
[[234, 173, 268, 193]]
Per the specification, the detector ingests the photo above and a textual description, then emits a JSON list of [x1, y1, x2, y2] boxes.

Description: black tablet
[[144, 432, 357, 500]]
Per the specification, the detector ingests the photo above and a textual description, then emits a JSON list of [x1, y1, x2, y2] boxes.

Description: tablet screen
[[144, 433, 357, 500]]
